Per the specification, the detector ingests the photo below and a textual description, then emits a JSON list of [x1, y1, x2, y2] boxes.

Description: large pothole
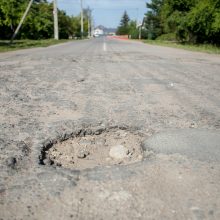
[[40, 128, 144, 170]]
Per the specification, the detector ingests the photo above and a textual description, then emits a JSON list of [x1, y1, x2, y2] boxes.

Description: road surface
[[0, 37, 220, 219]]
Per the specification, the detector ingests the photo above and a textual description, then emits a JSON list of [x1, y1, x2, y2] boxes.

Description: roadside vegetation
[[144, 40, 220, 54], [0, 0, 91, 40], [0, 39, 72, 52], [116, 0, 220, 53], [116, 11, 147, 39], [0, 0, 91, 52]]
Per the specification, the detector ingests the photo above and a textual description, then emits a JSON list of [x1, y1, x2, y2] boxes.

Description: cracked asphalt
[[0, 37, 220, 219]]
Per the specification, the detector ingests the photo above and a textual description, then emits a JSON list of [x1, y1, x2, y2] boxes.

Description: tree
[[128, 20, 139, 39], [212, 8, 220, 44], [0, 0, 27, 36], [120, 11, 130, 27], [70, 16, 81, 38], [0, 0, 83, 40], [21, 1, 54, 39], [144, 0, 163, 39], [144, 0, 220, 44], [186, 0, 220, 44], [160, 0, 196, 41], [116, 11, 130, 35]]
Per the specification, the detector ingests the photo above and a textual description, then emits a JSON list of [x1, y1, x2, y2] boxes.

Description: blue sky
[[48, 0, 149, 28]]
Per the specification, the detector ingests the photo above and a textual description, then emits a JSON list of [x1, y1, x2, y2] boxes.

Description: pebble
[[77, 149, 90, 159], [109, 145, 129, 160], [6, 157, 17, 169]]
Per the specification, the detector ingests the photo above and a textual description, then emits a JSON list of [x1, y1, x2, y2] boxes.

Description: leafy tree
[[144, 0, 220, 44], [0, 0, 27, 35], [128, 20, 139, 38], [212, 9, 220, 43], [160, 0, 196, 41], [0, 5, 11, 39], [0, 0, 83, 40], [21, 1, 53, 39], [186, 0, 220, 44], [58, 10, 72, 39], [70, 16, 81, 38]]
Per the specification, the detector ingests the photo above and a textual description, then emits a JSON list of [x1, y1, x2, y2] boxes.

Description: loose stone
[[109, 145, 129, 160], [77, 149, 90, 159]]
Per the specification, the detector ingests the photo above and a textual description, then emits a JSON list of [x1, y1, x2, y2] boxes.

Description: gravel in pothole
[[44, 130, 143, 170]]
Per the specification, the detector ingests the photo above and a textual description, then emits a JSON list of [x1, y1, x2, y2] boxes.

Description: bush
[[156, 33, 176, 41]]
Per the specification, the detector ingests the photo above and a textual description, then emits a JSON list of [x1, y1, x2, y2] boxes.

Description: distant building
[[93, 26, 116, 37], [93, 28, 104, 37]]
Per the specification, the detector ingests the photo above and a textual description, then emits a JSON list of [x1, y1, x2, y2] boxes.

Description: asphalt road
[[0, 37, 220, 219]]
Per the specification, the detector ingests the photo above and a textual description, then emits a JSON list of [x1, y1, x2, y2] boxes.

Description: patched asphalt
[[143, 129, 220, 163]]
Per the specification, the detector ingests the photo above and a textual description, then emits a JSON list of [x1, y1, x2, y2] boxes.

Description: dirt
[[44, 129, 143, 170]]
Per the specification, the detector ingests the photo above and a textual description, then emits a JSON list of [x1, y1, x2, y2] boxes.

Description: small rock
[[77, 149, 90, 159], [190, 122, 197, 128], [127, 150, 133, 157], [6, 157, 17, 169], [138, 155, 143, 160], [43, 158, 52, 165], [109, 145, 129, 160]]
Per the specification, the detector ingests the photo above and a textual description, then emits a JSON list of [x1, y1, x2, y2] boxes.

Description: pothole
[[40, 128, 144, 170]]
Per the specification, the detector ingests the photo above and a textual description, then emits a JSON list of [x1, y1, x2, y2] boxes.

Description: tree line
[[0, 0, 89, 40], [117, 0, 220, 45], [145, 0, 220, 44], [116, 11, 147, 39]]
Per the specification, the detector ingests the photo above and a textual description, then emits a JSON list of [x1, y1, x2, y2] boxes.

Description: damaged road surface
[[0, 37, 220, 219]]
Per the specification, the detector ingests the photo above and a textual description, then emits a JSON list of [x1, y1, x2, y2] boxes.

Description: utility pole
[[137, 22, 142, 40], [88, 16, 91, 38], [91, 17, 95, 37], [81, 0, 84, 38], [87, 8, 92, 38], [53, 0, 59, 40], [88, 11, 90, 38], [138, 17, 146, 40], [10, 0, 34, 43], [139, 26, 142, 40]]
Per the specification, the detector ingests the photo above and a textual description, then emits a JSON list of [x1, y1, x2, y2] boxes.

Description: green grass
[[0, 39, 72, 53], [144, 40, 220, 54]]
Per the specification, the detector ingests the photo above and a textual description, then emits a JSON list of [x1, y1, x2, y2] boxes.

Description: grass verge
[[0, 39, 72, 53], [144, 40, 220, 54]]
